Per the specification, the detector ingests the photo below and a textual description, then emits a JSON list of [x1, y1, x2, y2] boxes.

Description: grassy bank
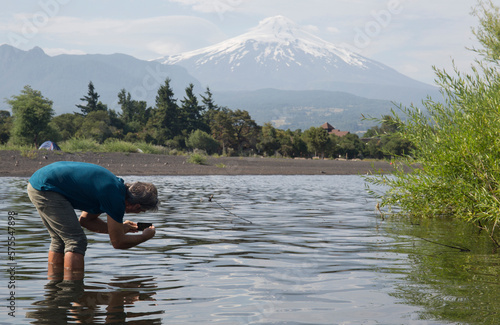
[[0, 138, 170, 155], [0, 139, 233, 166]]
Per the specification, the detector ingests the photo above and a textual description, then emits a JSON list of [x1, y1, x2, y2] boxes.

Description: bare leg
[[48, 251, 64, 281], [64, 252, 85, 281]]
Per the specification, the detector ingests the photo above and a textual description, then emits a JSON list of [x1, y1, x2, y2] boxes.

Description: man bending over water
[[27, 161, 159, 281]]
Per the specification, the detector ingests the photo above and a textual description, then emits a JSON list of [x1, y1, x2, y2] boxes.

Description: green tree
[[180, 83, 206, 133], [186, 129, 219, 154], [380, 133, 413, 157], [107, 109, 125, 138], [75, 111, 117, 143], [208, 108, 258, 155], [337, 133, 364, 159], [471, 0, 500, 63], [366, 0, 500, 241], [76, 81, 107, 115], [117, 89, 151, 135], [290, 129, 308, 157], [0, 110, 12, 144], [303, 126, 330, 158], [364, 115, 400, 138], [365, 138, 384, 159], [257, 123, 280, 156], [231, 109, 259, 154], [325, 134, 340, 158], [8, 85, 55, 146], [363, 116, 411, 159], [210, 107, 235, 155], [201, 87, 218, 112], [277, 129, 294, 157], [200, 87, 219, 130], [49, 113, 84, 141], [147, 78, 180, 144], [118, 89, 134, 124]]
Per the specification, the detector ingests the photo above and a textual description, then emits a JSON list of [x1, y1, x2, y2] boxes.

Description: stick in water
[[208, 195, 253, 224]]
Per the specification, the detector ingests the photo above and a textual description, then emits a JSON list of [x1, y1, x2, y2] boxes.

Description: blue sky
[[0, 0, 490, 85]]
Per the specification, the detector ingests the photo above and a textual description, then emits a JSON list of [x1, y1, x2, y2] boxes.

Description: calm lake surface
[[1, 175, 500, 324]]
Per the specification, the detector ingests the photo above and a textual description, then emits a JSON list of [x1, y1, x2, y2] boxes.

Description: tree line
[[0, 79, 410, 159]]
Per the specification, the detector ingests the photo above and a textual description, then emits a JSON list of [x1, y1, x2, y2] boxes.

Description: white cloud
[[43, 47, 86, 56], [0, 0, 489, 84], [303, 25, 319, 34], [147, 41, 186, 58], [326, 27, 340, 35], [1, 14, 227, 59], [169, 0, 248, 14]]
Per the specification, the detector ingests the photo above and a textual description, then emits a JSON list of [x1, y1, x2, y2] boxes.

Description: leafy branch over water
[[365, 0, 500, 244]]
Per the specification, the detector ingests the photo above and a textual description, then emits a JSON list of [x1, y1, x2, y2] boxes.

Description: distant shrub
[[0, 143, 36, 151], [166, 135, 187, 150], [21, 149, 38, 159], [134, 142, 167, 155], [60, 138, 100, 152], [102, 139, 138, 153], [168, 148, 187, 156], [187, 152, 207, 165], [185, 130, 219, 155]]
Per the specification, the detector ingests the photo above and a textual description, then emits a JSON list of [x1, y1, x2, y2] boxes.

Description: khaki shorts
[[27, 183, 87, 256]]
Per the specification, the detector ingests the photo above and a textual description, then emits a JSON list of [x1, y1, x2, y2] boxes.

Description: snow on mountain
[[164, 15, 366, 68], [158, 16, 437, 103]]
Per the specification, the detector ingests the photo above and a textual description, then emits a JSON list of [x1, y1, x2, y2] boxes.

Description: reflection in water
[[27, 276, 162, 324], [384, 217, 500, 325], [4, 175, 500, 324]]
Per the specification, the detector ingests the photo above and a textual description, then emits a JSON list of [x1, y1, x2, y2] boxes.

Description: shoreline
[[0, 150, 397, 177]]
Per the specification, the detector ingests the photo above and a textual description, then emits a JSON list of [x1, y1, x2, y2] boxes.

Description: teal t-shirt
[[29, 161, 126, 223]]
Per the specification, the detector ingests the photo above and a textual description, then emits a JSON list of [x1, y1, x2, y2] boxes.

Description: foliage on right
[[366, 1, 500, 242]]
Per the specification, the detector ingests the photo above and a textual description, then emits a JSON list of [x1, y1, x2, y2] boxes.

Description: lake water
[[1, 175, 500, 324]]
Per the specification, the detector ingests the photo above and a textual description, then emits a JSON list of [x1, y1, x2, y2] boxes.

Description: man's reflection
[[27, 276, 163, 324]]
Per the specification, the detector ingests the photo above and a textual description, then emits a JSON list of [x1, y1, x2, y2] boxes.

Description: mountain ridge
[[0, 16, 437, 131], [0, 44, 200, 115], [158, 15, 438, 104], [163, 16, 369, 69], [213, 88, 394, 132]]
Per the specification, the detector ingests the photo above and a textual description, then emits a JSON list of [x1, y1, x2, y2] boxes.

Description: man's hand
[[123, 220, 138, 233], [142, 226, 156, 239], [107, 215, 155, 249]]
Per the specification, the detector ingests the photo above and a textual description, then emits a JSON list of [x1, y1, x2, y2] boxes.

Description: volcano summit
[[159, 16, 436, 103]]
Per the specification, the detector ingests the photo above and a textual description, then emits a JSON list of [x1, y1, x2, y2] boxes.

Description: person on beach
[[27, 161, 159, 281]]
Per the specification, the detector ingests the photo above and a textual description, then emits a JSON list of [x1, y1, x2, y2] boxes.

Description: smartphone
[[137, 222, 153, 231]]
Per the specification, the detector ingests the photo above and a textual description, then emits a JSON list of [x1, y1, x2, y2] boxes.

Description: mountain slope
[[159, 16, 439, 104], [213, 88, 394, 133], [0, 44, 200, 114]]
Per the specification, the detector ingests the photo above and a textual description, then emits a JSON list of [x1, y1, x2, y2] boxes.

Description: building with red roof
[[320, 122, 350, 137]]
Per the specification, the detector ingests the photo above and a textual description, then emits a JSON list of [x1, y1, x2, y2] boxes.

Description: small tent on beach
[[38, 141, 61, 151]]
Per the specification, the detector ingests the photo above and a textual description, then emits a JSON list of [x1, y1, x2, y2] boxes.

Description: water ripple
[[0, 175, 440, 324]]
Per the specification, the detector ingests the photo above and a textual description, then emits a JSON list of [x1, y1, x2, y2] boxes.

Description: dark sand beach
[[0, 150, 397, 177]]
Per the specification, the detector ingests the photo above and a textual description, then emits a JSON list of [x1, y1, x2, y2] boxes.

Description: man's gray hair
[[125, 182, 159, 212]]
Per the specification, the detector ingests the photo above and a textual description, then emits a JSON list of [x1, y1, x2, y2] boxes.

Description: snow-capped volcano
[[164, 15, 366, 69], [159, 16, 435, 101]]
